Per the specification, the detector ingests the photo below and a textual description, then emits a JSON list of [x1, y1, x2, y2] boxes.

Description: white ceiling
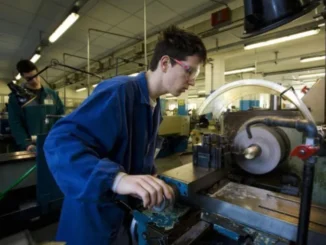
[[0, 0, 324, 96], [0, 0, 223, 81]]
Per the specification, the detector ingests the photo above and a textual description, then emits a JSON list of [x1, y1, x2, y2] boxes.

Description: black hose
[[245, 117, 317, 139]]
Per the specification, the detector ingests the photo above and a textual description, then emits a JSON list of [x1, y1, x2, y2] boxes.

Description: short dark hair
[[149, 25, 207, 71], [16, 60, 38, 75]]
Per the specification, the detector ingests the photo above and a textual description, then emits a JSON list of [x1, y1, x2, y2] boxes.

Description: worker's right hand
[[26, 144, 36, 153], [114, 175, 174, 209]]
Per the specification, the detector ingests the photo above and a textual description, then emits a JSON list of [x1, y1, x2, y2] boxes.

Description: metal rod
[[116, 57, 119, 76], [51, 60, 103, 79], [297, 157, 316, 245], [144, 0, 148, 70], [63, 52, 101, 65], [89, 28, 141, 41], [87, 31, 91, 96], [63, 54, 66, 107]]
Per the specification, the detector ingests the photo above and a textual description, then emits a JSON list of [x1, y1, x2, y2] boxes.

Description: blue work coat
[[43, 72, 162, 244]]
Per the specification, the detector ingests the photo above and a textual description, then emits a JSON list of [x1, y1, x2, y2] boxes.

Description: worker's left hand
[[26, 144, 37, 153]]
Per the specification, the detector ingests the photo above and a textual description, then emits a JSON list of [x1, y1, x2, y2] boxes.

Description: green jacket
[[8, 86, 64, 150]]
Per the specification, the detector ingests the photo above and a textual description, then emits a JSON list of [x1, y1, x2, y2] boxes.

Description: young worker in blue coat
[[43, 25, 207, 245]]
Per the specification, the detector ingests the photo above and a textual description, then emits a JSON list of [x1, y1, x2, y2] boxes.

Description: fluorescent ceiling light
[[129, 73, 139, 77], [244, 29, 320, 50], [15, 74, 21, 80], [30, 53, 41, 63], [224, 67, 256, 75], [300, 55, 325, 63], [318, 23, 325, 27], [92, 84, 98, 88], [76, 87, 86, 92], [12, 80, 17, 84], [298, 73, 325, 79], [49, 12, 79, 43]]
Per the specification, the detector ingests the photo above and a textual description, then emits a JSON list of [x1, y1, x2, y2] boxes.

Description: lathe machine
[[125, 79, 326, 245], [125, 116, 325, 245]]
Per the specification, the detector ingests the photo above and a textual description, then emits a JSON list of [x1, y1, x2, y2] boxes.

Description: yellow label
[[178, 99, 185, 106]]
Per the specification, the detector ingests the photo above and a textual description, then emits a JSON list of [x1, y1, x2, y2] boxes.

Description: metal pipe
[[297, 156, 316, 245], [115, 57, 119, 76], [144, 0, 148, 69], [63, 54, 66, 107], [88, 28, 141, 41], [263, 66, 325, 77], [87, 30, 90, 96], [323, 1, 326, 124], [63, 52, 101, 65], [245, 117, 317, 139], [207, 19, 324, 54], [52, 2, 222, 88], [269, 95, 281, 110]]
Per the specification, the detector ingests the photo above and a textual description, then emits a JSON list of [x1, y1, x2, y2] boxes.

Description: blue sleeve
[[43, 87, 125, 202]]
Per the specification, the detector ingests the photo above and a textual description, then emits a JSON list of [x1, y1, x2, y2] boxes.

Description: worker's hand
[[115, 175, 174, 209], [26, 144, 36, 153]]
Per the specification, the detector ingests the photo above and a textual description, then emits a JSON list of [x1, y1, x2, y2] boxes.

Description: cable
[[0, 164, 37, 201]]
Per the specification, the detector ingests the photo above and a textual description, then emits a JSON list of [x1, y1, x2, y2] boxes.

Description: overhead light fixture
[[76, 87, 86, 92], [30, 53, 41, 63], [318, 23, 325, 27], [92, 84, 98, 88], [15, 74, 21, 80], [12, 80, 17, 84], [300, 55, 325, 63], [224, 67, 256, 75], [244, 29, 320, 50], [49, 12, 80, 43], [298, 73, 325, 79], [129, 73, 139, 77]]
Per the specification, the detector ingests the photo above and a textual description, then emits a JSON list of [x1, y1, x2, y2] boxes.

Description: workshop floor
[[0, 153, 191, 245]]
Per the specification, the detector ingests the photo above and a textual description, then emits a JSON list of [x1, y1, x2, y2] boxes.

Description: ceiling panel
[[0, 0, 43, 14], [73, 16, 112, 32], [51, 0, 76, 8], [135, 1, 178, 26], [0, 33, 21, 49], [79, 0, 100, 14], [90, 36, 121, 50], [17, 29, 41, 56], [117, 16, 154, 35], [0, 19, 27, 38], [86, 1, 131, 26], [29, 15, 55, 34], [37, 1, 66, 21], [105, 0, 154, 14], [0, 3, 35, 27], [158, 0, 212, 15], [54, 39, 86, 54]]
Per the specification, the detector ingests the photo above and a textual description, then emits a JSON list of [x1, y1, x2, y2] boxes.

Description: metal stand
[[297, 156, 317, 245], [246, 117, 319, 245]]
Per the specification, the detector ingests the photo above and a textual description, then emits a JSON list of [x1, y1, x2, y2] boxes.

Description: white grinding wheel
[[233, 125, 287, 175]]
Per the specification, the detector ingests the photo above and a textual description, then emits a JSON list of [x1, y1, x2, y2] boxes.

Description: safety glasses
[[169, 57, 200, 80]]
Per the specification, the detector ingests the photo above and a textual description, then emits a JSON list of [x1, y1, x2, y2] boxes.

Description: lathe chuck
[[233, 125, 290, 174]]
